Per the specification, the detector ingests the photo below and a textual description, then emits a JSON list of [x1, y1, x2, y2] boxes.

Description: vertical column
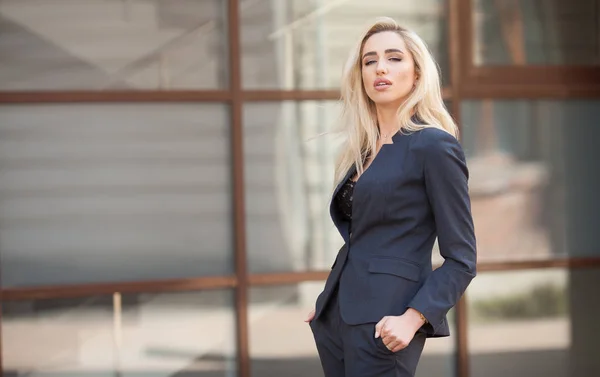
[[451, 1, 470, 377], [563, 105, 600, 377], [0, 222, 3, 377], [0, 298, 3, 377], [228, 1, 249, 377]]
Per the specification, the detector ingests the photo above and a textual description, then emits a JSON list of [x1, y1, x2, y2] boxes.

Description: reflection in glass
[[461, 100, 600, 262], [468, 270, 570, 377], [249, 284, 322, 377], [240, 0, 450, 89], [244, 101, 344, 273], [466, 268, 600, 377], [0, 104, 233, 287], [249, 284, 455, 377], [0, 0, 228, 90], [2, 290, 237, 376], [473, 0, 600, 65]]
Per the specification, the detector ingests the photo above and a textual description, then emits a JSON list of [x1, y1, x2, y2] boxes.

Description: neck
[[376, 104, 401, 137]]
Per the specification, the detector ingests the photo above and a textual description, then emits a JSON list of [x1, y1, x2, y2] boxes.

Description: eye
[[389, 57, 402, 62], [364, 60, 376, 66]]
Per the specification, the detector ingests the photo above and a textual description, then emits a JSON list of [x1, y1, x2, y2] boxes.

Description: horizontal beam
[[476, 256, 600, 272], [2, 276, 237, 301], [248, 271, 329, 285], [3, 257, 600, 301], [0, 91, 233, 103], [461, 84, 600, 99], [0, 88, 453, 103]]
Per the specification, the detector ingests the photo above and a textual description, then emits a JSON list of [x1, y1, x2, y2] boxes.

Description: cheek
[[393, 66, 415, 88], [362, 69, 375, 92], [362, 69, 372, 84]]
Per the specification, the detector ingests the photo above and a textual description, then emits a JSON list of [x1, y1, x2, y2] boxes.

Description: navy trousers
[[309, 285, 426, 377]]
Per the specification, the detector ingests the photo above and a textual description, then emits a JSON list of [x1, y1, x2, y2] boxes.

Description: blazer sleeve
[[407, 128, 477, 335]]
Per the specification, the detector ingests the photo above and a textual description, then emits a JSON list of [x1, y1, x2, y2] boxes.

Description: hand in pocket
[[304, 309, 315, 323]]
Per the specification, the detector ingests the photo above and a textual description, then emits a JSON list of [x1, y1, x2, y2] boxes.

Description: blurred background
[[0, 0, 599, 376]]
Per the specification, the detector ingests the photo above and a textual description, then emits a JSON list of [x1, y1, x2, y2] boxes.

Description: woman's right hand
[[304, 309, 315, 323]]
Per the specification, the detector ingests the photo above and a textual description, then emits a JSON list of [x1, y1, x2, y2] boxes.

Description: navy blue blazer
[[313, 127, 477, 337]]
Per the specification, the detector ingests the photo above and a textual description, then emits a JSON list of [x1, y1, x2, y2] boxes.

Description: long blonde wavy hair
[[332, 17, 458, 187]]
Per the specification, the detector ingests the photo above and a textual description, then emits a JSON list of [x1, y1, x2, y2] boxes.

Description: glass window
[[2, 290, 237, 376], [0, 103, 233, 287], [249, 284, 322, 377], [245, 100, 456, 273], [240, 0, 450, 89], [461, 100, 600, 262], [244, 101, 343, 273], [467, 268, 600, 377], [472, 0, 600, 65], [0, 0, 228, 90]]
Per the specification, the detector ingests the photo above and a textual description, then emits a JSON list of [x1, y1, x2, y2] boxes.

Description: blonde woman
[[304, 18, 477, 377]]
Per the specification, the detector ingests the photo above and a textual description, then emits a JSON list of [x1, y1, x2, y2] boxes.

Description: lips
[[374, 78, 392, 90]]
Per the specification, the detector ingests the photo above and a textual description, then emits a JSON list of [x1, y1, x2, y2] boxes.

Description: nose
[[376, 60, 388, 75]]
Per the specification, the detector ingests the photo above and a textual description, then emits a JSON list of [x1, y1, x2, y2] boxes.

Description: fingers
[[393, 345, 408, 352], [383, 334, 408, 352], [384, 338, 400, 352], [374, 316, 389, 338], [391, 341, 409, 353], [388, 342, 407, 353], [304, 309, 315, 323]]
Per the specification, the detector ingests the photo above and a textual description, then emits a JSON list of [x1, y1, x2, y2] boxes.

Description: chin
[[369, 91, 407, 106]]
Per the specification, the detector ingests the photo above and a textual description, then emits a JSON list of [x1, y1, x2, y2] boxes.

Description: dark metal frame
[[1, 0, 600, 376]]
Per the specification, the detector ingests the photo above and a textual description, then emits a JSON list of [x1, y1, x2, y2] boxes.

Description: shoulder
[[409, 126, 461, 150], [408, 126, 465, 161]]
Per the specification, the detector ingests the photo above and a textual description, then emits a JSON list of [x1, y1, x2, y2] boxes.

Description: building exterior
[[1, 0, 599, 376]]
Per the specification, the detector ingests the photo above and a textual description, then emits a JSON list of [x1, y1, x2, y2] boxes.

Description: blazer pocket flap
[[368, 258, 420, 282]]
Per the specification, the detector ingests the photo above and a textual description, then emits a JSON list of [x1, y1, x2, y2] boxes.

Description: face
[[360, 31, 417, 107]]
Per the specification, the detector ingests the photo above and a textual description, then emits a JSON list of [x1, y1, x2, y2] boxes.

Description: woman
[[304, 17, 477, 377]]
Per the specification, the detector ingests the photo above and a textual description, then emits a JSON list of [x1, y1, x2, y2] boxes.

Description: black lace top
[[335, 178, 355, 221]]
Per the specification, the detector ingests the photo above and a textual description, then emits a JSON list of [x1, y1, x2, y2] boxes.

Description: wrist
[[404, 308, 427, 329]]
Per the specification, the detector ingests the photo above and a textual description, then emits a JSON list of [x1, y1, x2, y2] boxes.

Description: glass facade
[[0, 104, 233, 287], [240, 0, 450, 89], [249, 284, 322, 377], [472, 0, 600, 65], [244, 101, 343, 273], [461, 100, 600, 262], [2, 290, 237, 376], [1, 1, 599, 377], [0, 0, 229, 90], [468, 268, 600, 377]]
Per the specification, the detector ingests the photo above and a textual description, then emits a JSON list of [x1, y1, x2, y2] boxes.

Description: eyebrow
[[362, 48, 404, 60]]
